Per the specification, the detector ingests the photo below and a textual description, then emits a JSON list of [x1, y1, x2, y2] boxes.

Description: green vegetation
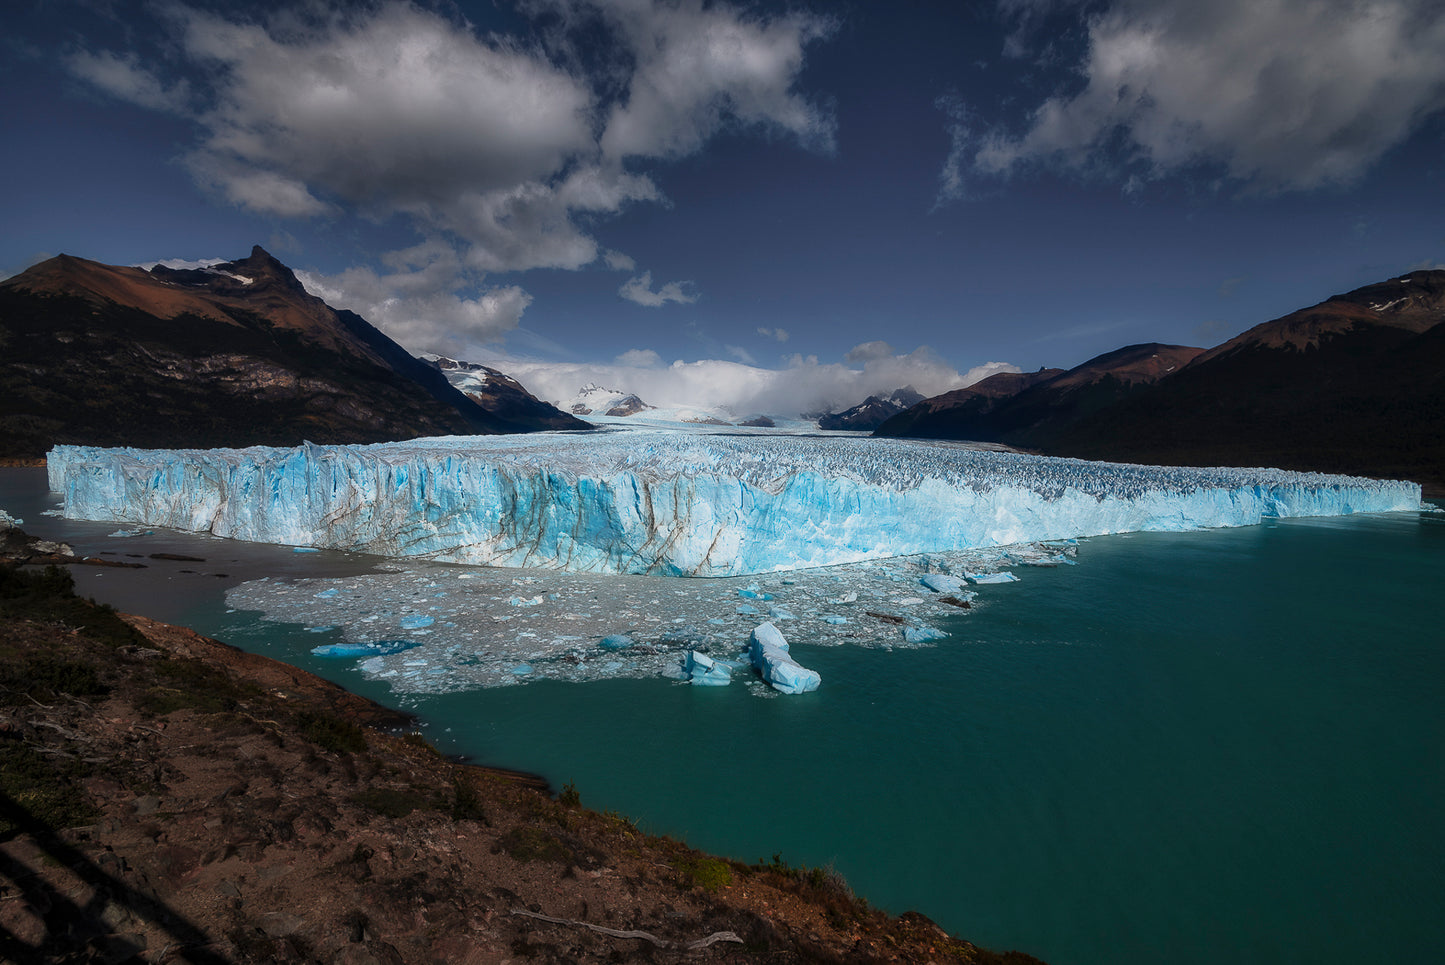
[[295, 709, 367, 753], [557, 779, 581, 808], [674, 855, 734, 892]]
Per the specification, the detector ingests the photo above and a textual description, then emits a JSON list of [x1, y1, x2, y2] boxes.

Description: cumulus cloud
[[602, 249, 637, 271], [64, 0, 837, 315], [295, 240, 531, 354], [757, 326, 789, 342], [614, 348, 663, 367], [619, 270, 700, 306], [492, 346, 1018, 418], [591, 0, 837, 161], [956, 0, 1445, 194]]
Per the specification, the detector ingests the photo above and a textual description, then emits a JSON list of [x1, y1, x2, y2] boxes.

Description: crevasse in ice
[[47, 431, 1421, 577]]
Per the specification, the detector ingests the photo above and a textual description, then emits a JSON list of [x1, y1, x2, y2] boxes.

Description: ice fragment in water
[[920, 574, 965, 594], [598, 634, 634, 651], [682, 650, 732, 686], [313, 640, 420, 658], [902, 625, 949, 643], [399, 614, 434, 629], [749, 622, 820, 695], [822, 615, 847, 625], [968, 572, 1018, 584]]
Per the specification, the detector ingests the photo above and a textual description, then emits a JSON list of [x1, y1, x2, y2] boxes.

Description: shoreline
[[0, 552, 1046, 963]]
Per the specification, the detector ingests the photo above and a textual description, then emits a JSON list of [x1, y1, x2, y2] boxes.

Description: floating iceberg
[[312, 640, 420, 658], [682, 650, 733, 686], [749, 622, 821, 695], [49, 433, 1421, 578]]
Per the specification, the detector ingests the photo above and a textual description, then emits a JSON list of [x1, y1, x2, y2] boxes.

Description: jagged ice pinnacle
[[47, 431, 1421, 577]]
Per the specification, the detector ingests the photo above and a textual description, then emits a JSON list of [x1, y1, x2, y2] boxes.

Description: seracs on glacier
[[47, 431, 1420, 578]]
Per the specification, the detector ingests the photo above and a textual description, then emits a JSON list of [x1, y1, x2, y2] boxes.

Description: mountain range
[[877, 270, 1445, 492], [0, 247, 578, 459]]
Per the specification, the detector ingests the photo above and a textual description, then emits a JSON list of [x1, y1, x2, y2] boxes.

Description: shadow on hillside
[[0, 792, 229, 964]]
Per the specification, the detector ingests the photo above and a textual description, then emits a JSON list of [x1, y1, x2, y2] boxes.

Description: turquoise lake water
[[3, 467, 1441, 964]]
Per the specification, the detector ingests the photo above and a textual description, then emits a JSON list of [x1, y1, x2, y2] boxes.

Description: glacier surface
[[46, 432, 1421, 578]]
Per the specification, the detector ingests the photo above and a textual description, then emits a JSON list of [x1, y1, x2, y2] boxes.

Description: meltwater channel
[[3, 467, 1442, 964]]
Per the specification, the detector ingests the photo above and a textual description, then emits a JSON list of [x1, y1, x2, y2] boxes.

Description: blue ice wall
[[47, 432, 1422, 577]]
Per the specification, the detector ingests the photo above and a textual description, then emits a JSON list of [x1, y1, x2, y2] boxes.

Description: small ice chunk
[[748, 622, 820, 695], [968, 572, 1019, 584], [903, 625, 949, 643], [599, 634, 635, 651], [508, 595, 544, 606], [821, 615, 847, 625], [768, 606, 796, 620], [306, 625, 337, 633], [920, 573, 965, 594], [736, 604, 759, 615], [511, 663, 533, 675], [833, 591, 858, 604], [399, 614, 435, 629], [293, 546, 320, 553], [313, 588, 340, 599], [681, 650, 732, 686], [312, 640, 420, 658]]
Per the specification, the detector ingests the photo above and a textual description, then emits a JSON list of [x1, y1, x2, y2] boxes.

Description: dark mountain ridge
[[877, 271, 1445, 491], [876, 343, 1200, 444], [0, 247, 570, 458], [817, 386, 925, 431]]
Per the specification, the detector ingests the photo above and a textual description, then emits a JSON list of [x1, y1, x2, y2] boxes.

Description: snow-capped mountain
[[564, 383, 655, 418], [420, 356, 587, 431], [816, 386, 925, 431]]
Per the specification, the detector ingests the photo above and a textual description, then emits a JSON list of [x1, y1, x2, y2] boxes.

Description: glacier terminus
[[47, 430, 1422, 578]]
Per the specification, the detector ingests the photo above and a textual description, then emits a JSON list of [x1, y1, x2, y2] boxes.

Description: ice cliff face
[[47, 432, 1421, 577]]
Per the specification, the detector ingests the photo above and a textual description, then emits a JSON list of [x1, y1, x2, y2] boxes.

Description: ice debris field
[[222, 539, 1061, 695], [48, 431, 1421, 696]]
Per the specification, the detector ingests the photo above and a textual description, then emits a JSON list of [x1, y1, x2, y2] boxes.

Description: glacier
[[47, 431, 1421, 577]]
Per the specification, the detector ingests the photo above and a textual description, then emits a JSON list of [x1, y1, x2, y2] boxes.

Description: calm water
[[4, 467, 1441, 964]]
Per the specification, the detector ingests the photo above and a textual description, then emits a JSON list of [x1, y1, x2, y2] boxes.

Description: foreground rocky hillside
[[0, 546, 1044, 964], [0, 248, 568, 461]]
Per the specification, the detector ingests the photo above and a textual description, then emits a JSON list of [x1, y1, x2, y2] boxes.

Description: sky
[[5, 0, 1444, 417]]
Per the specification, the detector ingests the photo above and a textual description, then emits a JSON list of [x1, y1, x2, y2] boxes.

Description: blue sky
[[5, 0, 1444, 415]]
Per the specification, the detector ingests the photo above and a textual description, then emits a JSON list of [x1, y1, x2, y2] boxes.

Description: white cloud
[[843, 340, 895, 363], [64, 0, 838, 325], [295, 245, 532, 355], [757, 326, 790, 342], [592, 0, 837, 161], [726, 345, 758, 365], [619, 270, 699, 306], [64, 50, 191, 113], [960, 0, 1445, 194], [614, 348, 663, 367], [490, 346, 1018, 418], [602, 249, 637, 271]]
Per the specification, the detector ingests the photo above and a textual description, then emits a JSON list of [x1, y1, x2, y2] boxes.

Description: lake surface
[[4, 466, 1441, 964]]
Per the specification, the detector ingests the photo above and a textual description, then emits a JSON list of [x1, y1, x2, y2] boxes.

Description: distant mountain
[[564, 383, 656, 418], [421, 356, 588, 431], [0, 247, 556, 458], [817, 387, 925, 431], [878, 271, 1445, 490], [876, 343, 1200, 444]]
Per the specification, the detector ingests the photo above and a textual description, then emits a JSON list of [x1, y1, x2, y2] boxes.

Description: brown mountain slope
[[878, 271, 1445, 491], [0, 248, 572, 458], [875, 343, 1198, 443]]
